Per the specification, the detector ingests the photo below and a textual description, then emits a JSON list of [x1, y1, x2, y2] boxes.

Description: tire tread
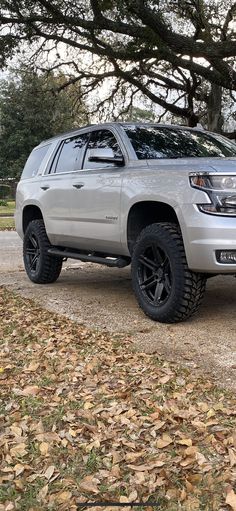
[[132, 222, 206, 323], [23, 219, 62, 284]]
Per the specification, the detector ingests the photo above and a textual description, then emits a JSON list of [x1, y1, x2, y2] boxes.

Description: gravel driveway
[[1, 232, 236, 390]]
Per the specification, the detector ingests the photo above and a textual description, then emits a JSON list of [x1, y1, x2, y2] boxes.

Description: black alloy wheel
[[138, 244, 172, 306], [24, 231, 41, 277]]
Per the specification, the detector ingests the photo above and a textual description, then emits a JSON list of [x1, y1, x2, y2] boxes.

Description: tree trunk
[[207, 84, 224, 132]]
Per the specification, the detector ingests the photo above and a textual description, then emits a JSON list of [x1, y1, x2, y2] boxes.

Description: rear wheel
[[131, 222, 206, 323], [23, 219, 62, 284]]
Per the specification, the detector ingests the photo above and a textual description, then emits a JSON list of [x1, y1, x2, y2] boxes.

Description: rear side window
[[21, 144, 51, 179], [51, 133, 89, 174]]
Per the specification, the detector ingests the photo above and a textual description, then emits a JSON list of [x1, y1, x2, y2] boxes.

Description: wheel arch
[[127, 200, 180, 254], [23, 205, 43, 234]]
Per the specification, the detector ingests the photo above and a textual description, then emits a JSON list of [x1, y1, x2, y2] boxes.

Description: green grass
[[0, 217, 15, 230], [0, 200, 15, 215]]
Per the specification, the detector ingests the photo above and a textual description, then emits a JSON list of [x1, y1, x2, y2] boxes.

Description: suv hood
[[147, 156, 236, 173]]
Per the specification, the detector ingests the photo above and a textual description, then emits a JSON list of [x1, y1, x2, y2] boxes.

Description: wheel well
[[127, 201, 179, 254], [23, 205, 43, 233]]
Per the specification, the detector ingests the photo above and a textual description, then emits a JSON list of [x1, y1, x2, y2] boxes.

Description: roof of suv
[[38, 122, 202, 146]]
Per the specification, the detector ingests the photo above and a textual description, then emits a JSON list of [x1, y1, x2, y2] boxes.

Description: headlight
[[190, 173, 236, 216]]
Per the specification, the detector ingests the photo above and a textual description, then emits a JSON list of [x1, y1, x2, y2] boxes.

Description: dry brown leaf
[[84, 401, 94, 410], [125, 451, 145, 462], [195, 452, 207, 466], [154, 420, 165, 430], [128, 490, 138, 502], [14, 464, 25, 476], [37, 484, 48, 501], [56, 490, 72, 503], [166, 488, 180, 500], [44, 465, 55, 480], [226, 487, 236, 511], [14, 479, 24, 490], [177, 438, 192, 447], [10, 443, 28, 457], [24, 362, 40, 372], [185, 446, 198, 456], [183, 496, 200, 510], [155, 476, 166, 487], [133, 471, 146, 484], [127, 461, 164, 471], [111, 464, 120, 477], [159, 375, 171, 384], [229, 448, 236, 467], [180, 457, 195, 467], [21, 385, 40, 396], [10, 425, 22, 437], [79, 475, 100, 494], [35, 432, 60, 443], [39, 442, 49, 456], [120, 496, 129, 503], [156, 434, 173, 449], [4, 504, 14, 511]]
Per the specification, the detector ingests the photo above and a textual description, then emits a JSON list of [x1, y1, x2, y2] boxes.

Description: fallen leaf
[[24, 362, 40, 372], [21, 385, 39, 396], [180, 457, 195, 467], [14, 464, 25, 476], [79, 475, 100, 494], [37, 484, 48, 501], [10, 443, 28, 457], [39, 442, 49, 456], [10, 426, 22, 437], [226, 487, 236, 511], [56, 490, 72, 503], [229, 448, 236, 467], [84, 401, 94, 410], [159, 375, 171, 384], [35, 432, 60, 443], [177, 438, 192, 447], [44, 465, 55, 480], [128, 490, 138, 501], [127, 461, 165, 471], [156, 434, 173, 448]]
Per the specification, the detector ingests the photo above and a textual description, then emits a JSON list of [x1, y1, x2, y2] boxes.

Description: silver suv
[[15, 123, 236, 323]]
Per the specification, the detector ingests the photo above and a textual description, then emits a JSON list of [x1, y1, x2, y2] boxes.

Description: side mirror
[[88, 148, 124, 166]]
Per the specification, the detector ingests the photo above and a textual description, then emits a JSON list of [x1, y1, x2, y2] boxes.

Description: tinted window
[[123, 125, 236, 159], [53, 133, 89, 173], [83, 129, 122, 169], [21, 144, 51, 179]]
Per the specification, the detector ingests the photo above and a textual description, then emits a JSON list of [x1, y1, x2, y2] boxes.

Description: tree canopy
[[0, 1, 236, 130], [0, 66, 88, 179]]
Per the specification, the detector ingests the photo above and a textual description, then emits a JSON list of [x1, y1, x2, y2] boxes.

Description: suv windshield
[[123, 125, 236, 160]]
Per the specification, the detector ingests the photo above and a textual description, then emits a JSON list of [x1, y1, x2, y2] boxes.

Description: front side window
[[52, 133, 89, 173], [21, 144, 51, 179], [123, 125, 236, 159], [83, 129, 123, 169]]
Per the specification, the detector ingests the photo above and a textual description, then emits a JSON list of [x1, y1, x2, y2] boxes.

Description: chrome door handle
[[73, 183, 84, 189], [41, 186, 49, 191]]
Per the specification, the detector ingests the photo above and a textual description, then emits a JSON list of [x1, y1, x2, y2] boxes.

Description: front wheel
[[131, 223, 206, 323], [23, 219, 63, 284]]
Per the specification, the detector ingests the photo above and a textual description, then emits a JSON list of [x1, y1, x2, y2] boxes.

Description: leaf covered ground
[[0, 287, 236, 511]]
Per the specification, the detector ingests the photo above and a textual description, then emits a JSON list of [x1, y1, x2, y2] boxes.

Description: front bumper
[[180, 205, 236, 273]]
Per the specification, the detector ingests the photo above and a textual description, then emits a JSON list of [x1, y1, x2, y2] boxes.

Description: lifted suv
[[15, 122, 236, 323]]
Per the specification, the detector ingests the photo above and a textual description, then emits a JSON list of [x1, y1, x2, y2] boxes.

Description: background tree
[[0, 0, 236, 132], [0, 66, 89, 179]]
